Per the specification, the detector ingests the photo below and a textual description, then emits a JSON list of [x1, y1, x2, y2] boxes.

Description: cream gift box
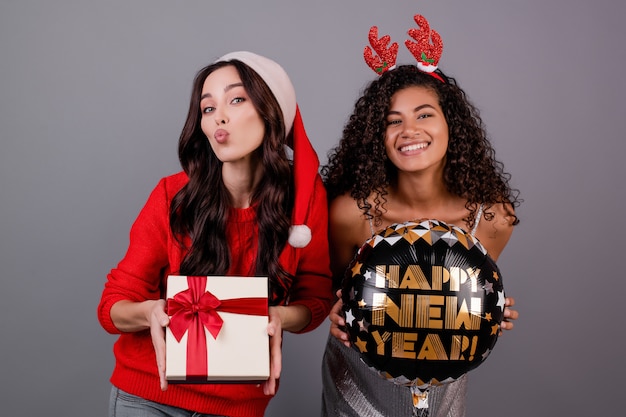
[[165, 275, 270, 382]]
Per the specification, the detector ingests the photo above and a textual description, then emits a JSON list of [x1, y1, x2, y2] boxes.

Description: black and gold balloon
[[342, 219, 505, 388]]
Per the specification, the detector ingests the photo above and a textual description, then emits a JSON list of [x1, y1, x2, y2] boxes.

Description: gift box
[[165, 275, 270, 383]]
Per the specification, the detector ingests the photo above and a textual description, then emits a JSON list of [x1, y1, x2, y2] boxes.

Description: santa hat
[[216, 51, 319, 248]]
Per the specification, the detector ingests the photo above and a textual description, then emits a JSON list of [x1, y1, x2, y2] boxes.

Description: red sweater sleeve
[[98, 173, 332, 335], [286, 175, 333, 333], [97, 176, 175, 334]]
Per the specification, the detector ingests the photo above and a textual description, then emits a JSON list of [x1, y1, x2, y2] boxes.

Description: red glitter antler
[[363, 26, 399, 75], [405, 14, 443, 74]]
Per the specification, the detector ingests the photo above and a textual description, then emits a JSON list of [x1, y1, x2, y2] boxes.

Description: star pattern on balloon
[[493, 271, 499, 281], [351, 261, 363, 277], [496, 290, 505, 311], [345, 307, 356, 325], [364, 269, 378, 282], [354, 336, 368, 353], [484, 312, 492, 322], [482, 281, 494, 294], [491, 323, 500, 335]]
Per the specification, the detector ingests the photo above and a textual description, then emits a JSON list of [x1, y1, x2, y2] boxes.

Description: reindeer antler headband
[[364, 14, 444, 82]]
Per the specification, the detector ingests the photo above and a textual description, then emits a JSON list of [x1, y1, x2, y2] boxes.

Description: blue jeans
[[109, 386, 228, 417]]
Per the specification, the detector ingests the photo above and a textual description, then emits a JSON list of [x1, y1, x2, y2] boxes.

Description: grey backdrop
[[1, 1, 624, 416]]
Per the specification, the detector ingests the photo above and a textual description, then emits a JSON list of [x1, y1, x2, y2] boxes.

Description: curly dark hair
[[321, 65, 521, 228], [169, 59, 295, 304]]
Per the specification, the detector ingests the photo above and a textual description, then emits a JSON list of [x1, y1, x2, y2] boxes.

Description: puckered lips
[[213, 128, 229, 144]]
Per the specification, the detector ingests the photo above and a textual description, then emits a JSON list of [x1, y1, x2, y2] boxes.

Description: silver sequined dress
[[321, 335, 467, 417]]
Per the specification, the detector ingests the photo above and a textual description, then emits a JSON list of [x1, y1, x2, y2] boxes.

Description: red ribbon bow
[[167, 276, 267, 380]]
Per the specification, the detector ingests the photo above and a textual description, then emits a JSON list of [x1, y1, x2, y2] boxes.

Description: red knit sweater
[[97, 171, 333, 417]]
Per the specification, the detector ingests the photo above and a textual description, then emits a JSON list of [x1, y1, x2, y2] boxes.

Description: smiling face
[[199, 65, 265, 165], [384, 85, 449, 176]]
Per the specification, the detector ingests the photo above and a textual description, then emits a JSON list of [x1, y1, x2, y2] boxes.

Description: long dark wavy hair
[[170, 60, 295, 304], [322, 65, 521, 229]]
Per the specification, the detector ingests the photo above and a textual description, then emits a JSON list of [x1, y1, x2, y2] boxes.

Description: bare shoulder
[[329, 193, 371, 248], [329, 193, 365, 229], [328, 193, 371, 276], [475, 203, 517, 261]]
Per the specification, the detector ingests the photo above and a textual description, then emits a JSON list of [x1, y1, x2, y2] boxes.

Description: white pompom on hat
[[215, 51, 319, 248]]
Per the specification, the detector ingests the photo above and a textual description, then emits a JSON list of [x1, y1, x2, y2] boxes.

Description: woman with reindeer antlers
[[320, 14, 521, 417]]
